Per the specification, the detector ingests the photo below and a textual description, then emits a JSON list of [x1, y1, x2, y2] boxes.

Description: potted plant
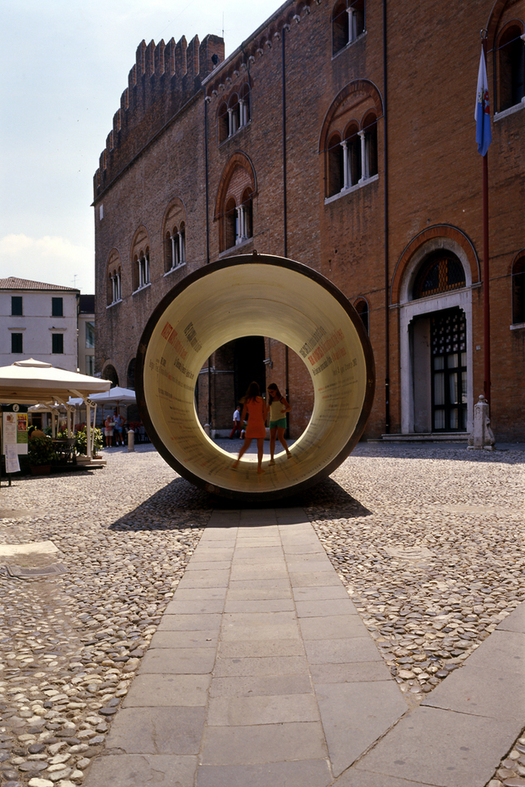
[[74, 426, 103, 457], [28, 436, 57, 475]]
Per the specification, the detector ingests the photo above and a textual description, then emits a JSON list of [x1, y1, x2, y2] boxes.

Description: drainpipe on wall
[[204, 95, 210, 266], [282, 26, 290, 417], [282, 28, 288, 259], [204, 94, 213, 429], [383, 0, 391, 433], [208, 361, 212, 432]]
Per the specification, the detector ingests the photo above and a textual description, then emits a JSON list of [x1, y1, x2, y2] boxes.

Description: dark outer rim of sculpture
[[135, 252, 375, 502]]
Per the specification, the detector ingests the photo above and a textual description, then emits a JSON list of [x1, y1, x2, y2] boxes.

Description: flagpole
[[481, 32, 490, 403], [482, 148, 490, 402]]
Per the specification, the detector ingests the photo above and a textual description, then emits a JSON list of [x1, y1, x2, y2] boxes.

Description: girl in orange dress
[[231, 381, 267, 474]]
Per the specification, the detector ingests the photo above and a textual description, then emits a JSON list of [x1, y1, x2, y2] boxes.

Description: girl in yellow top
[[267, 383, 291, 465]]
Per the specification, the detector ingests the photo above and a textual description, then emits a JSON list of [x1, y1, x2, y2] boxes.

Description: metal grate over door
[[431, 308, 467, 431]]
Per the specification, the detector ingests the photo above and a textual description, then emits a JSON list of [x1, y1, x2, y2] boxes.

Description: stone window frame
[[511, 251, 525, 329], [163, 200, 188, 276], [136, 250, 150, 291], [214, 152, 257, 253], [327, 119, 378, 198], [222, 190, 253, 250], [131, 228, 151, 295], [85, 321, 95, 349], [11, 331, 23, 354], [332, 0, 365, 57], [106, 250, 122, 308], [51, 332, 64, 355], [494, 20, 525, 115], [237, 188, 253, 245], [217, 81, 251, 144], [165, 223, 186, 273], [321, 81, 382, 203], [51, 297, 64, 318], [11, 296, 23, 316]]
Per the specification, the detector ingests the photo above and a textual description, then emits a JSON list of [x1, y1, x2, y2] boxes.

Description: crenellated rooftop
[[203, 1, 314, 98], [93, 1, 315, 200], [93, 33, 224, 199]]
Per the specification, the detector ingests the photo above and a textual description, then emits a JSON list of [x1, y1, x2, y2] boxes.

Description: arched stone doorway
[[398, 239, 475, 435], [410, 307, 467, 432], [213, 336, 266, 427], [232, 336, 266, 403], [196, 336, 266, 431]]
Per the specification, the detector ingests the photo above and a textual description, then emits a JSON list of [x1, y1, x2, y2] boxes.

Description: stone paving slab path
[[83, 506, 525, 787]]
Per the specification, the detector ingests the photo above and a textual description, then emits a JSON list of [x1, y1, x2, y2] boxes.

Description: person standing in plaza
[[113, 410, 125, 446], [229, 404, 242, 439], [267, 383, 291, 465], [104, 414, 114, 448], [231, 382, 267, 474]]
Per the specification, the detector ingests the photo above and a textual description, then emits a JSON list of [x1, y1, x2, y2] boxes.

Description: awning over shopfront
[[0, 358, 111, 404], [84, 386, 136, 407], [0, 359, 111, 459]]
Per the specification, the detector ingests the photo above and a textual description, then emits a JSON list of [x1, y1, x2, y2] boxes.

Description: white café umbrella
[[68, 387, 137, 446], [0, 359, 111, 403], [88, 386, 136, 407], [69, 386, 136, 421], [0, 359, 111, 459]]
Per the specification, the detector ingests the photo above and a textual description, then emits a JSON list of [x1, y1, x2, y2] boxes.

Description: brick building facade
[[94, 0, 525, 441]]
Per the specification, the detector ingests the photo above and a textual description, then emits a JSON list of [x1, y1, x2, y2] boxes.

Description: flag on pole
[[475, 47, 492, 156]]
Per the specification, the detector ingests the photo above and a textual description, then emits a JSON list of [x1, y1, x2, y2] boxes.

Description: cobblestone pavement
[[0, 441, 523, 787]]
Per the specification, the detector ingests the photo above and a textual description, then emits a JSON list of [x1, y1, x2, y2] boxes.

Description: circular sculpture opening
[[136, 254, 375, 501]]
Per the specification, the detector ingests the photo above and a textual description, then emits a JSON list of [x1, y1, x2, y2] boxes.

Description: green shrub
[[75, 426, 103, 455], [28, 437, 57, 466]]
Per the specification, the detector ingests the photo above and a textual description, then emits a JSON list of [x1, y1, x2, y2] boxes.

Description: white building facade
[[77, 294, 95, 376], [0, 277, 81, 371]]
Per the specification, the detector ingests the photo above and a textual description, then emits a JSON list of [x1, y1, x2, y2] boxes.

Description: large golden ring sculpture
[[136, 254, 375, 501]]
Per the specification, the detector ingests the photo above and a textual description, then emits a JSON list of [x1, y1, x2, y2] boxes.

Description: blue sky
[[0, 1, 281, 294]]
